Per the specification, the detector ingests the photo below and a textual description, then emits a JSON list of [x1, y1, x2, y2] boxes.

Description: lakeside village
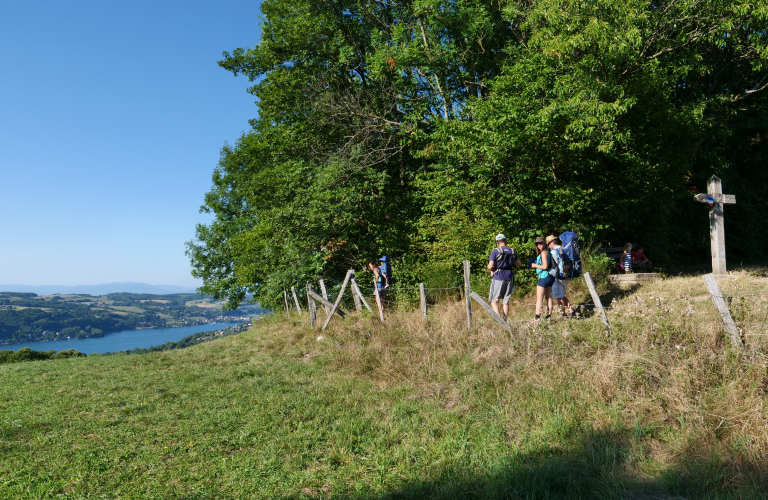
[[0, 292, 264, 345], [28, 314, 257, 342]]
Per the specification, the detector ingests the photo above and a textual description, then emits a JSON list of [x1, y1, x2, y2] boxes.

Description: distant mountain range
[[0, 282, 199, 296]]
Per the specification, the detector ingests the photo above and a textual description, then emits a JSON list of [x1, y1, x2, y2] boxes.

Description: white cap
[[495, 233, 506, 241]]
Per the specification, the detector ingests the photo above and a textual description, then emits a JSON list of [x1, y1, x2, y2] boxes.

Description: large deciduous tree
[[188, 0, 768, 309]]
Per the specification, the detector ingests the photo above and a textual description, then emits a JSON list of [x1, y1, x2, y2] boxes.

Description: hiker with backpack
[[486, 233, 522, 321], [529, 236, 554, 322], [368, 259, 390, 310], [547, 235, 575, 319]]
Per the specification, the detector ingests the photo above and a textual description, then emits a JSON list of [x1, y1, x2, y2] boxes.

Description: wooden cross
[[694, 175, 736, 275]]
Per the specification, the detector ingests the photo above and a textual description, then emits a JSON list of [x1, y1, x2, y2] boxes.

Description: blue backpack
[[558, 231, 582, 279], [378, 256, 392, 284]]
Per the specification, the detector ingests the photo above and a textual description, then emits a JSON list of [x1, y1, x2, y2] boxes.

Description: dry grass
[[262, 270, 768, 494]]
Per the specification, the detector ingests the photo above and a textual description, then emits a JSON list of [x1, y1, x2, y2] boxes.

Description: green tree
[[189, 0, 768, 310]]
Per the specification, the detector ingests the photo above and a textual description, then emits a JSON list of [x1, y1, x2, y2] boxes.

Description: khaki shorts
[[552, 279, 569, 299], [489, 279, 514, 305]]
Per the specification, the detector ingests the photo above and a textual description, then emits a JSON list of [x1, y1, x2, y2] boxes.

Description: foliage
[[188, 0, 768, 310], [0, 347, 85, 365]]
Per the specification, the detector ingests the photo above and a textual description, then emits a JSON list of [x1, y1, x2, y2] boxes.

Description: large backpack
[[494, 246, 517, 271], [378, 256, 392, 284], [558, 231, 582, 279]]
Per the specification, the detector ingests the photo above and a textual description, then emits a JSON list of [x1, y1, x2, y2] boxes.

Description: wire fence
[[283, 266, 768, 349]]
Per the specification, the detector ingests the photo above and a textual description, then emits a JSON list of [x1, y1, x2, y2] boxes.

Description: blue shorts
[[537, 275, 555, 288]]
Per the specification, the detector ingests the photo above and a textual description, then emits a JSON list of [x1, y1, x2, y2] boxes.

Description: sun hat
[[545, 235, 559, 245], [495, 233, 506, 241], [535, 236, 546, 245]]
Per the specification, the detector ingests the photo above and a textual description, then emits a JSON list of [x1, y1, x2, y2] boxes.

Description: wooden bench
[[608, 273, 658, 284]]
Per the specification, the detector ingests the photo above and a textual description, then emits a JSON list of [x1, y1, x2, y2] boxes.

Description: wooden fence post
[[419, 283, 427, 318], [319, 279, 331, 314], [350, 271, 362, 312], [374, 288, 385, 322], [306, 282, 317, 328], [583, 272, 610, 331], [322, 270, 353, 330], [350, 278, 372, 312], [291, 286, 302, 315], [703, 274, 743, 350], [463, 260, 472, 329], [470, 291, 511, 332], [308, 291, 345, 319], [283, 290, 289, 315]]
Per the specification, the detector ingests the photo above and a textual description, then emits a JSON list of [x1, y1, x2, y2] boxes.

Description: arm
[[514, 259, 522, 268], [487, 250, 496, 276]]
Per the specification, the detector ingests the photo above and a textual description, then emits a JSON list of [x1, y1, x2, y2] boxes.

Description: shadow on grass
[[280, 430, 766, 500]]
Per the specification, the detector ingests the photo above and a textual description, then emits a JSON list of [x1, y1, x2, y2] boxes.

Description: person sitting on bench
[[631, 245, 652, 271]]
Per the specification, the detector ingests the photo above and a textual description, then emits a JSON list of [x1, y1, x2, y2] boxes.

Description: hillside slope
[[1, 272, 767, 498]]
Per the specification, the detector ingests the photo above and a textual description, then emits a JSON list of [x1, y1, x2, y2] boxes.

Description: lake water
[[3, 323, 242, 355]]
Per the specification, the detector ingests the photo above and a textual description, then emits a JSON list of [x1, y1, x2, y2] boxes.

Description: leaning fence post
[[319, 279, 331, 314], [374, 288, 385, 322], [322, 270, 353, 330], [419, 283, 427, 318], [470, 291, 511, 332], [463, 260, 472, 329], [583, 272, 610, 331], [350, 278, 372, 312], [291, 286, 302, 315], [703, 274, 743, 350], [283, 290, 290, 315], [350, 271, 362, 312], [306, 282, 317, 329]]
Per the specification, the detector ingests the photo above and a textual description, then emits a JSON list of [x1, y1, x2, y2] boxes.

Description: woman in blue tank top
[[530, 236, 554, 321]]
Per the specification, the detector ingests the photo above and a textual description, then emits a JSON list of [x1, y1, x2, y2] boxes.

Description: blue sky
[[0, 1, 263, 287]]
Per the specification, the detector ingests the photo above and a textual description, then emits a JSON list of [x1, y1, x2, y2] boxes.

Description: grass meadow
[[2, 271, 768, 499]]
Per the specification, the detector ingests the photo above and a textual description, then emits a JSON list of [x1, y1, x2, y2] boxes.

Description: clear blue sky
[[0, 1, 263, 287]]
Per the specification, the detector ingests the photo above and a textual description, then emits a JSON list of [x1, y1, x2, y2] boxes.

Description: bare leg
[[502, 303, 509, 320], [535, 286, 545, 317], [546, 288, 553, 316], [559, 297, 573, 316], [491, 301, 500, 316]]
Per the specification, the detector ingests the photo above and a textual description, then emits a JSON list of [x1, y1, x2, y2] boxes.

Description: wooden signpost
[[694, 175, 736, 276]]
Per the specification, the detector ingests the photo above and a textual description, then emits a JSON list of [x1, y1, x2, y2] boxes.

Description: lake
[[3, 323, 242, 355]]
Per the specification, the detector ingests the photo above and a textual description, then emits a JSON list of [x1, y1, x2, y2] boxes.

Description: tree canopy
[[187, 0, 768, 310]]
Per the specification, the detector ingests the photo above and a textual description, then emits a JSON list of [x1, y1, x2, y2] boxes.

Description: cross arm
[[693, 193, 736, 205]]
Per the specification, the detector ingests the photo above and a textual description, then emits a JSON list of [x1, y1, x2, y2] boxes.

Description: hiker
[[368, 261, 388, 310], [621, 243, 633, 273], [486, 233, 522, 321], [530, 236, 554, 321], [547, 235, 575, 319], [632, 245, 652, 271]]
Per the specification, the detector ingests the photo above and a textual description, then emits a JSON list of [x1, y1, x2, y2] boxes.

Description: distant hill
[[0, 283, 198, 296]]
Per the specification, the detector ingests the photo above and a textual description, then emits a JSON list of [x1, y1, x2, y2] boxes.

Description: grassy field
[[108, 306, 147, 314], [2, 272, 767, 498]]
